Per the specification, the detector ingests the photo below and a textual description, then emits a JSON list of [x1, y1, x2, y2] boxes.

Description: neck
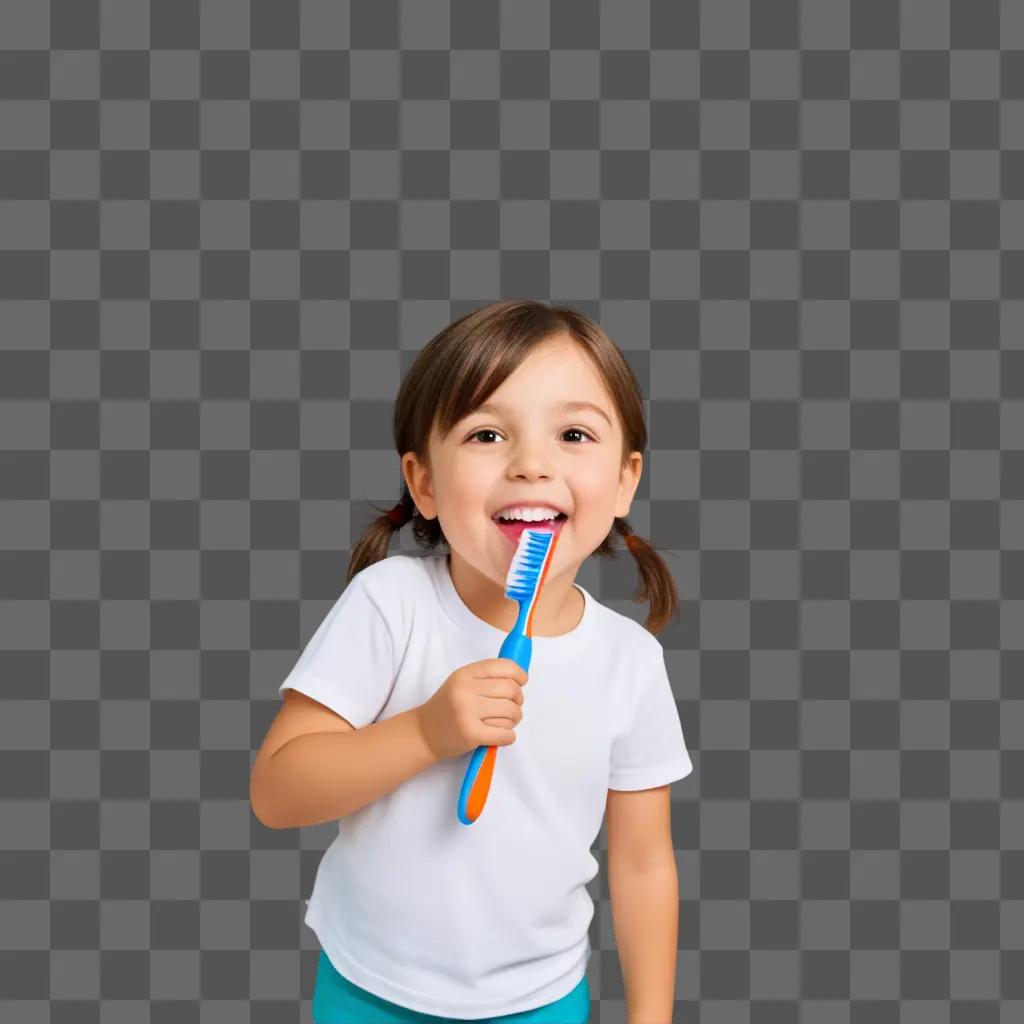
[[447, 551, 583, 638]]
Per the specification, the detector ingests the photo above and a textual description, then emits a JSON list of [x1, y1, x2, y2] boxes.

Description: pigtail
[[346, 491, 417, 587], [602, 516, 681, 636]]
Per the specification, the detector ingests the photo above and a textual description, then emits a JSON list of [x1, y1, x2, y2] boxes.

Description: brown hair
[[347, 299, 680, 635]]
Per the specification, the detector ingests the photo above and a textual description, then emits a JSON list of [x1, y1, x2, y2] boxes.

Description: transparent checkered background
[[2, 1, 1023, 1021]]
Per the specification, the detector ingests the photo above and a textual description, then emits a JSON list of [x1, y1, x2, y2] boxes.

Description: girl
[[251, 299, 694, 1024]]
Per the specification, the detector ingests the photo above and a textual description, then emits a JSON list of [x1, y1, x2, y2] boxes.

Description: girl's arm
[[606, 785, 679, 1023], [251, 691, 438, 829], [609, 861, 678, 1024]]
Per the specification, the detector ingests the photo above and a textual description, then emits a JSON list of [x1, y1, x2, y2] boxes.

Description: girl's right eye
[[467, 429, 501, 444]]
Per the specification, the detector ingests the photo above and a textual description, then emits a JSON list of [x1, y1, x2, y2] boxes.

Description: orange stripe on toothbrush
[[466, 746, 497, 822], [524, 530, 560, 636]]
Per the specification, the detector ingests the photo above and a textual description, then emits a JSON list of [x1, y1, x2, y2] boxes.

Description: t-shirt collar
[[432, 553, 594, 656]]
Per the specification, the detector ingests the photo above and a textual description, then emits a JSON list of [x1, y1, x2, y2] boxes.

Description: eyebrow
[[470, 400, 613, 428]]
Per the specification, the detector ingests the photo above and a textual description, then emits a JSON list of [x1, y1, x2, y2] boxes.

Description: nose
[[510, 464, 552, 482], [505, 460, 552, 483], [505, 444, 554, 481]]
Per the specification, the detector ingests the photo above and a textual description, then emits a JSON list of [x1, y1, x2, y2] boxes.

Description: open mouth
[[491, 513, 569, 544]]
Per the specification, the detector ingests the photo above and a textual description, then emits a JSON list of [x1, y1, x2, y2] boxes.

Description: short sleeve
[[608, 645, 693, 791], [278, 573, 397, 729]]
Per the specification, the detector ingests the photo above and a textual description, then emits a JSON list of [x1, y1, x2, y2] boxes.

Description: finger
[[482, 688, 522, 706], [482, 718, 517, 730], [477, 679, 525, 705], [488, 659, 528, 683]]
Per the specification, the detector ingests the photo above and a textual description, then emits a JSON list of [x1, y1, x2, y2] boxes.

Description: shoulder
[[349, 554, 432, 615], [588, 594, 658, 656], [582, 594, 663, 685], [352, 553, 417, 588]]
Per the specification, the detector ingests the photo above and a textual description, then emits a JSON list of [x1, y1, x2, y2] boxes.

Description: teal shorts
[[313, 950, 591, 1024]]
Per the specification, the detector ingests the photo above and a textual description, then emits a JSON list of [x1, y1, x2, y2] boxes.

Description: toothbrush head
[[503, 526, 558, 627]]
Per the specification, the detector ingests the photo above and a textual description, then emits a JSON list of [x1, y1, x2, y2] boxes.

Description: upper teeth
[[496, 506, 563, 521]]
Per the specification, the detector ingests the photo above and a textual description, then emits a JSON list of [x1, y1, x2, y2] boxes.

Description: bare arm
[[610, 863, 679, 1024], [251, 699, 438, 830], [606, 785, 679, 1023]]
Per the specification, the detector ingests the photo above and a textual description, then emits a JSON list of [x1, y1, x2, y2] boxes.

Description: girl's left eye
[[466, 427, 595, 444]]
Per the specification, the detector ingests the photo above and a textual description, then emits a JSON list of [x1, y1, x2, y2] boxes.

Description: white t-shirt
[[278, 552, 693, 1020]]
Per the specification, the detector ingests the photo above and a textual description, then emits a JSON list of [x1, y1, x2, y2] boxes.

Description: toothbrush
[[457, 525, 560, 825]]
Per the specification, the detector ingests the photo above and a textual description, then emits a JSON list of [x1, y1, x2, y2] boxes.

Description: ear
[[615, 451, 643, 519], [401, 451, 436, 521]]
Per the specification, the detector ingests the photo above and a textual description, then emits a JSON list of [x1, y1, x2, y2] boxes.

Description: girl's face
[[403, 333, 642, 593]]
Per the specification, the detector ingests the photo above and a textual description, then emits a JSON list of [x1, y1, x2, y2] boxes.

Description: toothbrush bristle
[[504, 527, 556, 605]]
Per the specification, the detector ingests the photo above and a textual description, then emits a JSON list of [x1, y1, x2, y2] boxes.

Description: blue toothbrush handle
[[457, 629, 532, 825]]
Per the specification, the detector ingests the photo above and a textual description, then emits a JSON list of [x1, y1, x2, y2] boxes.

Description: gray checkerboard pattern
[[1, 0, 1022, 1021]]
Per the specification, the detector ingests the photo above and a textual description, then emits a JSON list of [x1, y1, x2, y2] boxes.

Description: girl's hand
[[414, 658, 528, 762]]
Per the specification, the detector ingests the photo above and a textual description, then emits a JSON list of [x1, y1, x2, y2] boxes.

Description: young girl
[[251, 300, 694, 1024]]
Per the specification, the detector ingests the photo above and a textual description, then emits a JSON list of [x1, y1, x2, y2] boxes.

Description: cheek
[[437, 473, 496, 532], [570, 477, 615, 511], [570, 492, 620, 532], [440, 462, 487, 501]]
